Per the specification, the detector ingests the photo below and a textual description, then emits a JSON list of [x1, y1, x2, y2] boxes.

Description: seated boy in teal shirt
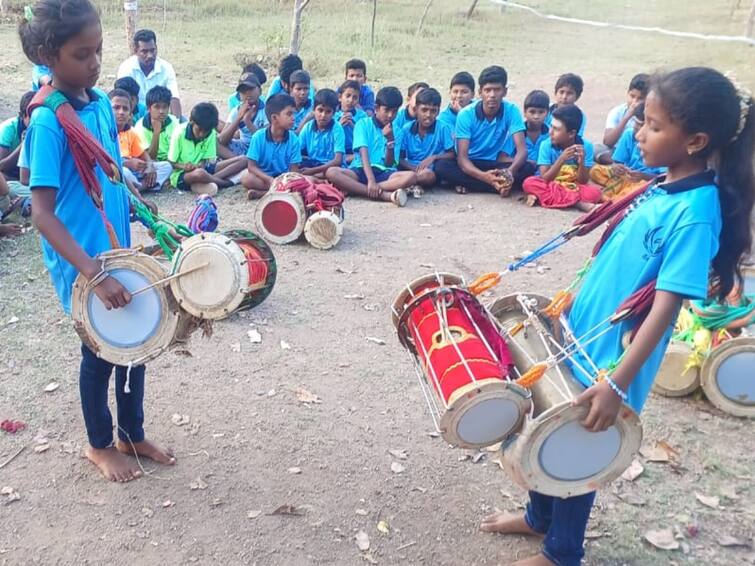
[[242, 94, 302, 199], [326, 87, 416, 207], [438, 72, 475, 131], [545, 73, 586, 136], [0, 91, 34, 179], [393, 82, 428, 132], [398, 88, 454, 189], [290, 70, 314, 133], [501, 90, 550, 179], [299, 89, 345, 178], [335, 80, 368, 164]]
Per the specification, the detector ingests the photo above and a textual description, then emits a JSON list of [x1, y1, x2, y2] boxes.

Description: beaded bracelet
[[604, 375, 628, 402]]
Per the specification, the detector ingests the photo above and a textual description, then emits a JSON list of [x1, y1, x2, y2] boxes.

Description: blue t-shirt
[[612, 128, 666, 176], [293, 101, 312, 131], [25, 89, 131, 314], [359, 84, 375, 114], [399, 120, 454, 167], [246, 127, 302, 176], [299, 119, 345, 165], [334, 107, 368, 153], [536, 137, 595, 168], [227, 100, 268, 144], [392, 107, 416, 133], [437, 105, 459, 130], [350, 116, 401, 171], [545, 104, 587, 137], [31, 64, 52, 91], [454, 100, 525, 162], [265, 77, 316, 106], [502, 122, 549, 162], [228, 92, 241, 111], [566, 171, 721, 413]]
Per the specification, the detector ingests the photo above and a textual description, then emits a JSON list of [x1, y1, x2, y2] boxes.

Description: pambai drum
[[72, 249, 187, 366], [170, 230, 276, 320], [254, 191, 307, 245], [304, 210, 344, 250], [700, 336, 755, 418], [490, 293, 642, 498], [652, 341, 700, 397], [393, 273, 531, 449]]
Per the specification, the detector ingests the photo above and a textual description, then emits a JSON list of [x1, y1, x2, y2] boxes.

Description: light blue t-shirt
[[399, 120, 454, 167], [334, 107, 368, 153], [227, 100, 268, 145], [359, 85, 375, 115], [545, 104, 587, 137], [246, 127, 302, 176], [0, 117, 22, 151], [265, 77, 316, 106], [350, 116, 401, 171], [502, 122, 549, 162], [566, 172, 721, 413], [293, 101, 312, 131], [437, 104, 459, 130], [31, 64, 52, 91], [536, 137, 595, 168], [454, 100, 525, 162], [612, 128, 666, 176], [392, 107, 416, 133], [25, 88, 131, 314], [299, 119, 345, 165]]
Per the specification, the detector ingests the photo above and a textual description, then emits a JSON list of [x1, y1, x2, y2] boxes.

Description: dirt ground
[[1, 0, 754, 564]]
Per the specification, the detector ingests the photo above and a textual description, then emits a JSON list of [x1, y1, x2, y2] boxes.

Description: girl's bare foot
[[510, 553, 556, 566], [480, 511, 544, 537], [116, 438, 176, 465], [85, 446, 143, 482], [525, 194, 538, 207]]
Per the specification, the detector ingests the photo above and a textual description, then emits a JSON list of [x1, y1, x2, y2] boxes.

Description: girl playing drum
[[480, 67, 754, 565]]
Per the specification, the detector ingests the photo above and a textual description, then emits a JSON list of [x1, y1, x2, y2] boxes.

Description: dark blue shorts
[[355, 167, 392, 184], [176, 162, 217, 191]]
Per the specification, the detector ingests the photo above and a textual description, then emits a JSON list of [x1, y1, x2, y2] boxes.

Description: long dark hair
[[18, 0, 99, 66], [653, 67, 755, 299]]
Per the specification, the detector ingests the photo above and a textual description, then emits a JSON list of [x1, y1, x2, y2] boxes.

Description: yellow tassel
[[514, 363, 548, 388], [542, 290, 573, 319], [469, 272, 501, 295]]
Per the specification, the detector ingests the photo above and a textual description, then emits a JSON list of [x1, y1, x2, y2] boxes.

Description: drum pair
[[254, 173, 345, 250], [72, 230, 276, 366], [393, 274, 642, 497]]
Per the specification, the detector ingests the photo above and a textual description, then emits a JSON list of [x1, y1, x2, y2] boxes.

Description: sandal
[[390, 189, 408, 207]]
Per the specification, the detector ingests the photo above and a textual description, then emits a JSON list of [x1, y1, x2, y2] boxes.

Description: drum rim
[[391, 272, 465, 330], [224, 229, 277, 312], [502, 401, 642, 497], [652, 341, 701, 397], [700, 336, 755, 418], [170, 232, 250, 320], [487, 293, 551, 321], [72, 250, 181, 366], [440, 380, 532, 449], [303, 210, 344, 250], [254, 191, 306, 245]]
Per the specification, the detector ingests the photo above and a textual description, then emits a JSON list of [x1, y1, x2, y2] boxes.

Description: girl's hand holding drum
[[572, 381, 624, 433]]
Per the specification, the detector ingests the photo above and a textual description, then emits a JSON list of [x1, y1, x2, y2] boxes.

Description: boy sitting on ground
[[266, 54, 315, 106], [134, 86, 178, 162], [325, 86, 415, 207], [546, 73, 586, 136], [438, 72, 475, 130], [590, 102, 665, 200], [501, 89, 550, 180], [114, 76, 147, 125], [335, 80, 368, 164], [110, 88, 172, 192], [0, 91, 34, 180], [168, 103, 246, 196], [596, 73, 649, 163], [242, 94, 302, 199], [434, 65, 527, 196], [228, 62, 267, 111], [393, 82, 429, 132], [299, 89, 345, 178], [398, 87, 454, 190], [219, 73, 268, 157], [522, 104, 602, 211], [289, 70, 314, 132], [344, 58, 375, 116]]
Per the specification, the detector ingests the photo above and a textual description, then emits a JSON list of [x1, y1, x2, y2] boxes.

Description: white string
[[124, 361, 133, 394], [490, 0, 755, 46]]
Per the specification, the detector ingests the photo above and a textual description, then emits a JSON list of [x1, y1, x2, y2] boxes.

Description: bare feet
[[85, 446, 143, 482], [575, 200, 596, 212], [525, 194, 538, 207], [116, 438, 176, 465], [480, 511, 544, 537], [247, 189, 266, 200], [510, 553, 556, 566]]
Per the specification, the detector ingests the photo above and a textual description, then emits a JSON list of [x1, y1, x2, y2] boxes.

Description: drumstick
[[130, 262, 209, 297]]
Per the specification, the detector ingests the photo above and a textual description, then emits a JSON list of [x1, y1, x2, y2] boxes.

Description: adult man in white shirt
[[117, 29, 182, 118]]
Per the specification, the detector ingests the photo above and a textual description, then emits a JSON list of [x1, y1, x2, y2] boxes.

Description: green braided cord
[[128, 193, 193, 260], [565, 257, 594, 293], [689, 296, 755, 329], [24, 5, 34, 22]]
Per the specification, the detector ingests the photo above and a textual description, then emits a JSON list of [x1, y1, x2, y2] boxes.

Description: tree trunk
[[417, 0, 434, 34], [371, 0, 378, 47], [747, 0, 755, 36], [290, 0, 311, 55], [124, 0, 138, 52], [466, 0, 480, 19]]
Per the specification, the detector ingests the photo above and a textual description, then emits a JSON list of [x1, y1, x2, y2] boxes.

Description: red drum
[[393, 273, 530, 448], [254, 191, 307, 245]]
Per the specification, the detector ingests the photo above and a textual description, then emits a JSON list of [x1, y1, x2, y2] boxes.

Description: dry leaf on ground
[[391, 462, 405, 474], [621, 459, 644, 481], [287, 467, 302, 475], [355, 530, 370, 551], [377, 520, 390, 534], [270, 504, 303, 516], [365, 336, 386, 346], [388, 449, 407, 460], [43, 382, 59, 393], [294, 387, 322, 404], [189, 477, 207, 491], [247, 510, 262, 519], [695, 493, 720, 509], [247, 329, 262, 343], [644, 528, 680, 551], [717, 535, 751, 548]]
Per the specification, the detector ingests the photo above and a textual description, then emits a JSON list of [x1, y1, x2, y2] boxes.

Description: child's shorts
[[176, 162, 217, 192], [301, 158, 326, 169], [355, 166, 393, 184]]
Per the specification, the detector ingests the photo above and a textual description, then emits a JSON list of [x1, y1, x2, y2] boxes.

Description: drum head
[[391, 272, 464, 329], [701, 337, 755, 418], [304, 211, 343, 250], [72, 251, 180, 366], [254, 192, 306, 245], [441, 380, 530, 449], [502, 402, 642, 497], [652, 341, 700, 397], [170, 233, 249, 320]]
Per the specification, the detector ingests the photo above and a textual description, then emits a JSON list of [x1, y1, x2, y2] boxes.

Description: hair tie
[[725, 72, 752, 144], [24, 5, 34, 22]]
